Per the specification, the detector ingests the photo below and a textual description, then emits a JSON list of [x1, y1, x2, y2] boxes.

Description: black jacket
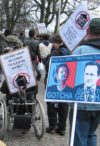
[[45, 45, 71, 79]]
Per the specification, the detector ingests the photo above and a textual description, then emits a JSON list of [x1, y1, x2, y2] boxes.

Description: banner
[[0, 47, 36, 93], [45, 54, 100, 104]]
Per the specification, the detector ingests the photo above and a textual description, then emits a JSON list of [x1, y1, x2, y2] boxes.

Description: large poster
[[0, 47, 36, 94], [45, 54, 100, 104]]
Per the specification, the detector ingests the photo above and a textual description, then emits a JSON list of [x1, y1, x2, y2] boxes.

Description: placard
[[59, 2, 92, 51], [0, 47, 36, 94], [45, 54, 100, 104], [37, 23, 47, 34]]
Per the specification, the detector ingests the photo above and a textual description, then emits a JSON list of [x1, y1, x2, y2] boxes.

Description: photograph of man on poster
[[47, 63, 72, 99], [75, 61, 100, 102]]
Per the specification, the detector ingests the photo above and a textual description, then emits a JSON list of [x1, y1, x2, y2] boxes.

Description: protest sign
[[45, 54, 100, 104], [37, 23, 47, 34], [25, 29, 29, 37], [59, 2, 92, 51], [0, 47, 36, 94]]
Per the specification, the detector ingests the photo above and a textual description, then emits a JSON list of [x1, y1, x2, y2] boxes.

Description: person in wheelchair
[[0, 47, 45, 137], [0, 75, 38, 131], [0, 47, 38, 110], [0, 75, 38, 114]]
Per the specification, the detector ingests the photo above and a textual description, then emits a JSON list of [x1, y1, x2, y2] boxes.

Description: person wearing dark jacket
[[0, 33, 7, 55], [25, 29, 41, 81], [4, 29, 23, 49], [25, 29, 41, 61], [69, 18, 100, 146], [18, 31, 26, 46], [46, 34, 71, 136], [45, 35, 70, 85]]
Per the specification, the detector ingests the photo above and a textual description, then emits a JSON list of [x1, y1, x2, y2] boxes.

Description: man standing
[[70, 18, 100, 146], [46, 63, 72, 136], [45, 34, 70, 136], [25, 29, 41, 81], [25, 29, 40, 61]]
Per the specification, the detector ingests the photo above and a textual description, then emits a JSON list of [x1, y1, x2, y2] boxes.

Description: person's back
[[4, 29, 23, 49], [19, 31, 26, 46], [39, 34, 52, 61], [25, 29, 40, 61], [39, 41, 52, 58], [26, 38, 39, 60], [25, 29, 41, 81]]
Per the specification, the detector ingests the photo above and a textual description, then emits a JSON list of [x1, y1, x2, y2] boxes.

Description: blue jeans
[[69, 109, 100, 146]]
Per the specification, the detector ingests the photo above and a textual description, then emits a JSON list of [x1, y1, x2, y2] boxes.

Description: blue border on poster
[[44, 54, 100, 104]]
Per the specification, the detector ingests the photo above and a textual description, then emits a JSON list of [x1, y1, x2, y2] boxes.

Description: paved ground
[[2, 79, 100, 146]]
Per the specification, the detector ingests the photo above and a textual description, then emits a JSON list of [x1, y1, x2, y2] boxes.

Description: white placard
[[25, 29, 29, 37], [59, 2, 92, 51], [0, 47, 36, 94], [37, 23, 47, 34]]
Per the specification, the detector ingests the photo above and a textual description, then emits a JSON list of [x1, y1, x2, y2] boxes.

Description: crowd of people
[[0, 28, 70, 136], [0, 17, 100, 146]]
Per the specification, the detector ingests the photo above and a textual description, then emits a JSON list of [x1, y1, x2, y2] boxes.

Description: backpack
[[6, 35, 23, 49], [39, 42, 52, 59]]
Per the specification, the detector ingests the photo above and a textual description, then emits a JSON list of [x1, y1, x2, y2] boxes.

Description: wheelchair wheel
[[0, 97, 7, 140], [31, 98, 46, 139]]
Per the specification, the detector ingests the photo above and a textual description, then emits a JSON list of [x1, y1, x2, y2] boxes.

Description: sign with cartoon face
[[59, 2, 92, 51], [75, 11, 90, 30], [45, 54, 100, 104], [0, 47, 36, 94]]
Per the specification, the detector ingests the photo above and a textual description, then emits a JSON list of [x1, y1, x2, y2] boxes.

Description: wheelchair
[[0, 75, 46, 140]]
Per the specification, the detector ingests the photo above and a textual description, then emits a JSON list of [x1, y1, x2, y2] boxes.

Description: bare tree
[[0, 0, 99, 33], [26, 0, 76, 31], [0, 0, 35, 30], [28, 0, 70, 32]]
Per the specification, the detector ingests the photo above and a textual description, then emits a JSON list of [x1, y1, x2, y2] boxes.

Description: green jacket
[[6, 35, 23, 48]]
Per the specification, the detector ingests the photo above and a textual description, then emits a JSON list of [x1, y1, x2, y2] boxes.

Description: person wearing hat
[[69, 18, 100, 146]]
